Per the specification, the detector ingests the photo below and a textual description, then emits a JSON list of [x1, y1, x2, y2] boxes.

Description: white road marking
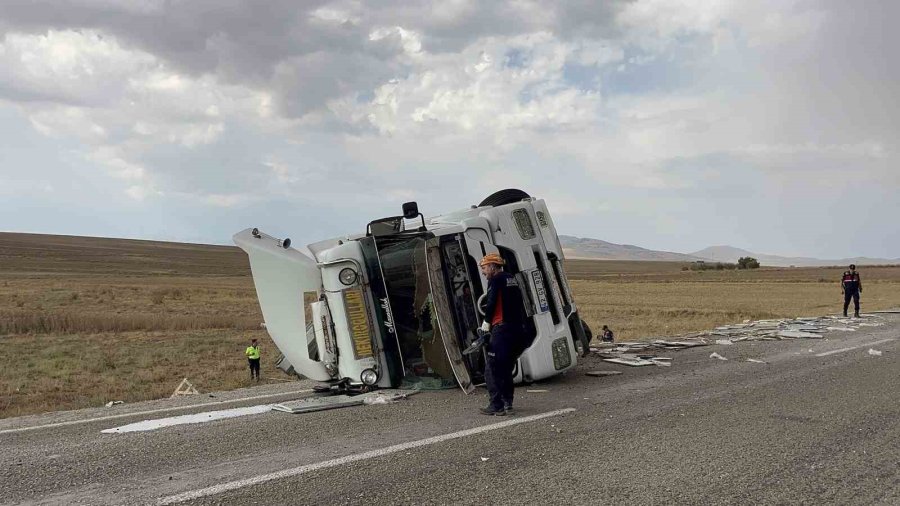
[[156, 407, 577, 505], [0, 389, 313, 435], [102, 405, 273, 434], [814, 338, 895, 357]]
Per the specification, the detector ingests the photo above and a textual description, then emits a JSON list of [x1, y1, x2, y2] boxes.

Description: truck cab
[[234, 190, 587, 393]]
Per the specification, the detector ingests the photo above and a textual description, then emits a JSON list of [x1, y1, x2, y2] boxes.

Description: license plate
[[531, 270, 550, 313]]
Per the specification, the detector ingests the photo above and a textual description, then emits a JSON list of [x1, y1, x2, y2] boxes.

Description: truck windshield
[[375, 235, 457, 389]]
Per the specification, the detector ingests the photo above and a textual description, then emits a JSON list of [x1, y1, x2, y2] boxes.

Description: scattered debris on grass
[[709, 352, 728, 361], [868, 349, 883, 357], [746, 358, 767, 364], [104, 400, 124, 408]]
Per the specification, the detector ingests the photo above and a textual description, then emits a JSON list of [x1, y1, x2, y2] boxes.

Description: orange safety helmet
[[479, 253, 506, 267]]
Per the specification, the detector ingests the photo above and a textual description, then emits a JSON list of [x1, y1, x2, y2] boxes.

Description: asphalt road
[[2, 314, 898, 505]]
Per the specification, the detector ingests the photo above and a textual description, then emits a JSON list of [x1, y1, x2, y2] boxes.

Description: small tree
[[737, 256, 760, 269]]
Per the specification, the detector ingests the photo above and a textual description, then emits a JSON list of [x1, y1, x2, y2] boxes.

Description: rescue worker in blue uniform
[[841, 264, 863, 317], [478, 253, 528, 416]]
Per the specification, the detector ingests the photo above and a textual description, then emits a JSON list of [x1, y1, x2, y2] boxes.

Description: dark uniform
[[482, 272, 528, 414], [841, 268, 862, 317], [601, 326, 614, 343]]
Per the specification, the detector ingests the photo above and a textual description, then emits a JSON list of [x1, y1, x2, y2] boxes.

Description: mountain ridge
[[559, 235, 706, 262], [561, 235, 898, 266]]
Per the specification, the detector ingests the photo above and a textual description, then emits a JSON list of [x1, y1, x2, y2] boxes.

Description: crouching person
[[478, 253, 528, 416]]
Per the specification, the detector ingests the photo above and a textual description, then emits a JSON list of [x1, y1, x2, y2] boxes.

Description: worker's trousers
[[843, 290, 860, 315], [484, 324, 523, 410], [248, 358, 260, 379]]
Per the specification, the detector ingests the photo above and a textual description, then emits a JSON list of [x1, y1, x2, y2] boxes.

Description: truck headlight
[[339, 267, 358, 286], [360, 368, 379, 386]]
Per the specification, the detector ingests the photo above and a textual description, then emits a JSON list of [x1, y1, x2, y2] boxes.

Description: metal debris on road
[[746, 358, 767, 364], [599, 355, 672, 367], [272, 390, 418, 414], [526, 389, 549, 393], [104, 401, 124, 408], [601, 356, 655, 367], [362, 391, 418, 405], [778, 330, 823, 339], [868, 349, 883, 356], [586, 314, 887, 371], [585, 370, 624, 377], [702, 314, 885, 342]]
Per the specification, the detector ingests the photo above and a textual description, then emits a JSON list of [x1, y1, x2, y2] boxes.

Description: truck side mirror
[[402, 201, 419, 219], [402, 201, 427, 232]]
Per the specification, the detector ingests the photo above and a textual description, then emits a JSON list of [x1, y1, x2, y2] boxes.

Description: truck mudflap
[[233, 228, 331, 382], [426, 238, 476, 394]]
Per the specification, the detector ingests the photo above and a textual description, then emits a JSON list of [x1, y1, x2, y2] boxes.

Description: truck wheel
[[478, 189, 531, 207]]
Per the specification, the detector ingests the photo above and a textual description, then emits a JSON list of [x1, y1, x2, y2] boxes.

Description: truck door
[[233, 228, 331, 381], [425, 237, 476, 394]]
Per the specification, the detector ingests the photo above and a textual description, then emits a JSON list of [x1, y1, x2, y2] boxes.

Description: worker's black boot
[[843, 311, 848, 317], [479, 406, 506, 416], [854, 311, 860, 318]]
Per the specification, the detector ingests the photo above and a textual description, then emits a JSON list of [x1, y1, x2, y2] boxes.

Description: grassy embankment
[[1, 232, 898, 418]]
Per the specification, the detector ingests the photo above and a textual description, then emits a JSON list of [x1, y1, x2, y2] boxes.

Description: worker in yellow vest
[[245, 338, 261, 381]]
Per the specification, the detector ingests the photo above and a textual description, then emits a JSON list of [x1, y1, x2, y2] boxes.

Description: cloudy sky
[[0, 0, 897, 258]]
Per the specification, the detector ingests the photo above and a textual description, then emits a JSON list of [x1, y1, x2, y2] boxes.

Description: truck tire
[[478, 189, 531, 207]]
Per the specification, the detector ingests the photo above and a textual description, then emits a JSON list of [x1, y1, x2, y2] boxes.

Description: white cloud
[[342, 31, 611, 148], [0, 0, 897, 258]]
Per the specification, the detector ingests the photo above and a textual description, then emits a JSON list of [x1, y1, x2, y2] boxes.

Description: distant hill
[[560, 235, 706, 262], [689, 245, 899, 267], [560, 235, 898, 266]]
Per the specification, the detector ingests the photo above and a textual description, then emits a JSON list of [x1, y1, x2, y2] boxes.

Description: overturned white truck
[[234, 189, 590, 393]]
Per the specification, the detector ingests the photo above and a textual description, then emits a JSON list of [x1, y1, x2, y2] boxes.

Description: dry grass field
[[1, 232, 898, 419], [0, 232, 281, 419], [566, 259, 900, 341]]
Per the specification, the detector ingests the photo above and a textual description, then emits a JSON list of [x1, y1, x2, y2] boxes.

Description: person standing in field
[[841, 264, 863, 317], [478, 253, 528, 416], [600, 325, 615, 343], [245, 338, 261, 381]]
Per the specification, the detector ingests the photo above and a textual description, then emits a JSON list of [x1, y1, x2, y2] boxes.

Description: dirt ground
[[1, 232, 898, 418]]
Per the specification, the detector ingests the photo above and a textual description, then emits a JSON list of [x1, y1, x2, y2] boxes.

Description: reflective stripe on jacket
[[841, 272, 861, 292]]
